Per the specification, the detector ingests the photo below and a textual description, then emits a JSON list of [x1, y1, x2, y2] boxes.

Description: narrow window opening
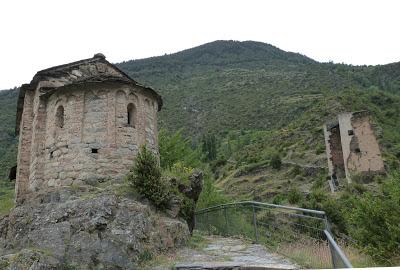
[[127, 103, 136, 127], [348, 130, 354, 136], [56, 105, 65, 128], [91, 148, 99, 154], [50, 151, 54, 159]]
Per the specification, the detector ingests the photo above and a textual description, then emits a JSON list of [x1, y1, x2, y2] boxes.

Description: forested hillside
[[0, 88, 18, 179]]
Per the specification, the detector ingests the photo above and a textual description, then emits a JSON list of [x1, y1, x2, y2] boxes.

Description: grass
[[0, 180, 15, 216], [276, 237, 332, 269], [339, 241, 378, 268], [187, 230, 210, 250]]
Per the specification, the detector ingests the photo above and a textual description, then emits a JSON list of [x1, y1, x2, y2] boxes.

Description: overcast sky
[[0, 0, 399, 89]]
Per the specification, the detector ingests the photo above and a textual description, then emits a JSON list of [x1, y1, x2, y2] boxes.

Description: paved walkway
[[152, 236, 298, 270]]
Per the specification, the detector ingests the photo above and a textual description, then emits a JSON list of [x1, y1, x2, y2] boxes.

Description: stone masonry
[[323, 111, 385, 191], [15, 54, 162, 203]]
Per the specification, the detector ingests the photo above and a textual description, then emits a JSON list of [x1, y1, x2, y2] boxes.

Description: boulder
[[0, 194, 189, 269]]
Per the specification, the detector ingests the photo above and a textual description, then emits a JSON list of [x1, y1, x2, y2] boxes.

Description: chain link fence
[[195, 201, 352, 269]]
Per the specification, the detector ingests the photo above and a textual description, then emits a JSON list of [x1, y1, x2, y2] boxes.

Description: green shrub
[[159, 129, 202, 170], [315, 143, 325, 155], [127, 146, 170, 209], [287, 187, 302, 204], [272, 193, 286, 204], [270, 153, 282, 170], [346, 171, 400, 263], [197, 172, 230, 209], [137, 249, 153, 263]]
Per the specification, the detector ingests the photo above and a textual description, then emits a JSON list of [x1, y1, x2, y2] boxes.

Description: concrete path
[[152, 236, 298, 270]]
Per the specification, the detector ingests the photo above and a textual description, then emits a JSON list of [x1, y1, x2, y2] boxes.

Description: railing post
[[324, 215, 331, 233], [206, 212, 211, 235], [252, 205, 259, 243], [324, 230, 353, 268], [224, 207, 229, 236], [328, 240, 338, 268]]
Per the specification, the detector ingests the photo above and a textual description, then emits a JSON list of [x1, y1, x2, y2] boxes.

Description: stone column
[[15, 90, 34, 201]]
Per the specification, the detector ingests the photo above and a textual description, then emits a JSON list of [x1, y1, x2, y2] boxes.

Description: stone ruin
[[15, 54, 162, 203], [323, 111, 385, 191]]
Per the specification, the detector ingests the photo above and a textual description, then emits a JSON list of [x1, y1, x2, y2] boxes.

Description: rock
[[0, 194, 189, 269], [177, 171, 204, 234], [0, 249, 62, 270]]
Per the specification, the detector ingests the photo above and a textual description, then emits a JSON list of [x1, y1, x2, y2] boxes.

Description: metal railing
[[195, 201, 352, 269]]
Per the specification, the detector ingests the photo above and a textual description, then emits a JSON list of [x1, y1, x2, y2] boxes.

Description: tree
[[127, 145, 170, 209], [159, 129, 202, 170], [202, 133, 217, 161], [270, 153, 282, 170]]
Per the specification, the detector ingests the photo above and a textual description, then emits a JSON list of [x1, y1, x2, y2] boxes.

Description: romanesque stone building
[[15, 54, 162, 202], [323, 111, 385, 191]]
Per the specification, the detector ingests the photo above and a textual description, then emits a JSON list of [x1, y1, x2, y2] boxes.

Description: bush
[[346, 171, 400, 263], [159, 129, 202, 170], [272, 193, 286, 204], [287, 187, 302, 204], [196, 172, 230, 209], [270, 153, 282, 170], [127, 146, 170, 209]]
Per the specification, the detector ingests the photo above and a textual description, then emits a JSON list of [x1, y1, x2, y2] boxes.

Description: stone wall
[[17, 82, 158, 201], [338, 113, 353, 182], [15, 90, 34, 200], [346, 112, 385, 176]]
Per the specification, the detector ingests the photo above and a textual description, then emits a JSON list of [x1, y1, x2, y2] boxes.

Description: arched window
[[56, 105, 64, 128], [127, 103, 136, 127]]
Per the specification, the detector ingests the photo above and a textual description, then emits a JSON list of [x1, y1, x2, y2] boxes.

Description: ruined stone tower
[[15, 54, 162, 202], [323, 111, 385, 191]]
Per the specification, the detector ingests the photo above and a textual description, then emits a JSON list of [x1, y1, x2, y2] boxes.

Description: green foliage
[[202, 133, 217, 161], [126, 146, 170, 209], [196, 173, 230, 209], [159, 129, 202, 170], [0, 88, 18, 178], [345, 171, 400, 263], [137, 249, 153, 264], [0, 180, 15, 216], [270, 153, 282, 170], [159, 128, 229, 211], [287, 187, 302, 204], [272, 193, 286, 204]]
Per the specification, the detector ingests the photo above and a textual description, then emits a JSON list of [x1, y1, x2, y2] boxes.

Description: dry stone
[[0, 194, 190, 269]]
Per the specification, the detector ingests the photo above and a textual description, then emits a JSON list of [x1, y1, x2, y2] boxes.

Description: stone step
[[175, 261, 296, 270]]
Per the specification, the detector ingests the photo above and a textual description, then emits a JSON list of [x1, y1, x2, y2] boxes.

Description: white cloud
[[0, 0, 399, 89]]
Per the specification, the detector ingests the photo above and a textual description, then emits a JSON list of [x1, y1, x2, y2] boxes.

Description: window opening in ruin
[[348, 130, 354, 136], [127, 103, 136, 127], [355, 148, 361, 153], [50, 151, 54, 159], [56, 105, 65, 128], [91, 148, 99, 154]]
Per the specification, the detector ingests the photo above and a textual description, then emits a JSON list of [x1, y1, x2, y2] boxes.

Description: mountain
[[1, 40, 399, 180], [0, 88, 18, 179], [118, 41, 399, 135]]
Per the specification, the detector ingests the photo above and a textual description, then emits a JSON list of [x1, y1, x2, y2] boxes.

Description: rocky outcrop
[[167, 171, 203, 234], [0, 194, 189, 269]]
